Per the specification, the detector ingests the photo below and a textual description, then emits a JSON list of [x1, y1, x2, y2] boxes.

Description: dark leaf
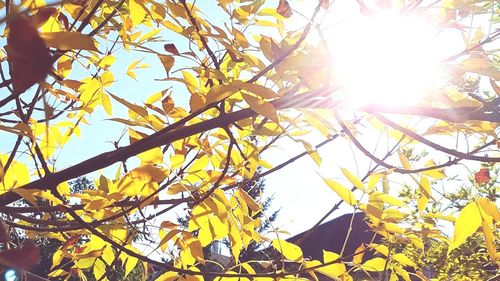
[[0, 240, 40, 268], [164, 43, 180, 55], [475, 168, 491, 184], [0, 219, 9, 243], [7, 15, 52, 95], [277, 0, 292, 18], [31, 7, 57, 28]]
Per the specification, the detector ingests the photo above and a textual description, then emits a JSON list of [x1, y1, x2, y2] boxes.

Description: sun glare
[[331, 12, 455, 105]]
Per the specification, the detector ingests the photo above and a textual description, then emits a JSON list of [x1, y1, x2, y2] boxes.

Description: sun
[[330, 12, 456, 105]]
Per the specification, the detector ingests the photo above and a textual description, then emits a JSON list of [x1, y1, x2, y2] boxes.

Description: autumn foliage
[[0, 0, 498, 280]]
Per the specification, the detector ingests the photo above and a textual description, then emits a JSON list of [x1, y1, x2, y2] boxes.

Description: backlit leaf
[[417, 176, 431, 213], [242, 93, 279, 123], [129, 0, 147, 27], [449, 201, 482, 252], [421, 160, 446, 179], [155, 271, 179, 281], [321, 177, 356, 206], [272, 239, 303, 261], [361, 257, 386, 272], [130, 165, 168, 182], [397, 151, 412, 170], [40, 32, 98, 51], [341, 168, 365, 191], [482, 220, 497, 264], [476, 197, 500, 221], [315, 250, 346, 277], [239, 83, 277, 99]]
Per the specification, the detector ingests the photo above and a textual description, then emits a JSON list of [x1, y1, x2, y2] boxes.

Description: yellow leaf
[[0, 154, 30, 194], [394, 265, 411, 281], [101, 92, 113, 115], [198, 222, 214, 247], [158, 229, 182, 253], [239, 82, 276, 99], [461, 54, 500, 80], [315, 250, 346, 278], [155, 271, 178, 281], [130, 165, 168, 182], [424, 212, 456, 222], [101, 246, 114, 265], [341, 168, 365, 191], [126, 59, 149, 80], [370, 192, 404, 207], [237, 189, 260, 212], [477, 197, 500, 221], [93, 258, 106, 280], [182, 71, 198, 93], [299, 140, 321, 166], [321, 177, 356, 206], [272, 239, 303, 261], [449, 201, 482, 253], [417, 176, 431, 213], [353, 244, 365, 264], [383, 222, 406, 234], [100, 71, 114, 87], [137, 147, 164, 164], [146, 92, 163, 105], [98, 55, 116, 69], [242, 93, 279, 123], [421, 160, 446, 179], [233, 28, 249, 48], [361, 257, 386, 272], [40, 32, 98, 51], [109, 92, 148, 118], [167, 183, 197, 195], [158, 55, 175, 75], [124, 256, 138, 278], [129, 0, 147, 27], [205, 84, 239, 105], [482, 220, 498, 264], [367, 173, 382, 190], [397, 151, 411, 170], [370, 243, 389, 256], [392, 253, 416, 268], [56, 182, 70, 196]]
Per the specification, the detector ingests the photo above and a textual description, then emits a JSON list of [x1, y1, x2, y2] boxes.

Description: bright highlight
[[331, 13, 452, 105]]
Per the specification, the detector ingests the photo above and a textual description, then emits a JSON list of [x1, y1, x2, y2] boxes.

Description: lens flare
[[330, 12, 455, 105]]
